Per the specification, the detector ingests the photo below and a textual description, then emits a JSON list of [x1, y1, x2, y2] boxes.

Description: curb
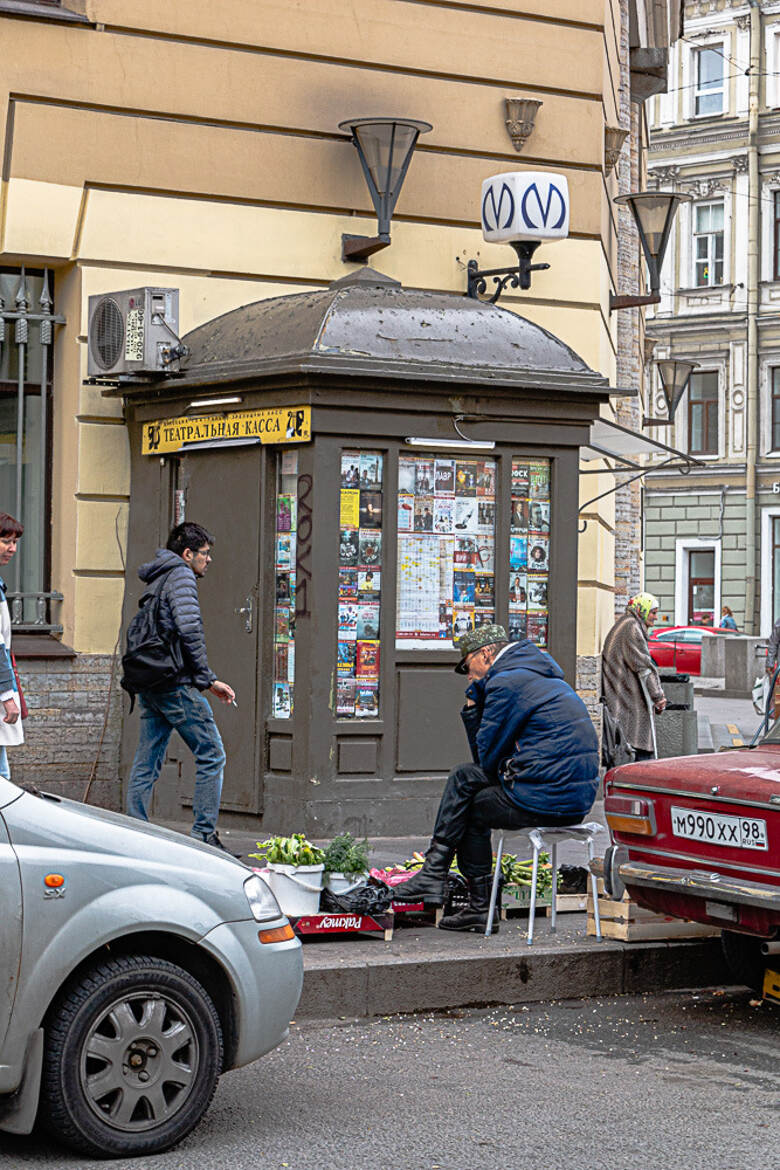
[[296, 937, 730, 1018]]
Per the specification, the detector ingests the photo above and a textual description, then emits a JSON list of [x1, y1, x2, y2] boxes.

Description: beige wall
[[0, 0, 624, 655]]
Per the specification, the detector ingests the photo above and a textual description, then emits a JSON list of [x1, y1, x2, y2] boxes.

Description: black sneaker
[[203, 831, 242, 858]]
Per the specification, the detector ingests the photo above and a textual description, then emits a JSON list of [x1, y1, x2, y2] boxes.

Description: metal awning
[[581, 418, 697, 470]]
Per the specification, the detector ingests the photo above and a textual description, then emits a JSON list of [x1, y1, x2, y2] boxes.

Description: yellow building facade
[[0, 0, 678, 804]]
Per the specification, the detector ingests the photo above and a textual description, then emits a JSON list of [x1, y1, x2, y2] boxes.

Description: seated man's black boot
[[438, 873, 499, 933], [392, 840, 455, 905]]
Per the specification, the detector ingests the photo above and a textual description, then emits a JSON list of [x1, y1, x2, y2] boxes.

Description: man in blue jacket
[[397, 624, 599, 932], [126, 522, 236, 851]]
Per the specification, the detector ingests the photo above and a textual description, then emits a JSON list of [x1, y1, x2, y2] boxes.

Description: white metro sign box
[[481, 171, 570, 244]]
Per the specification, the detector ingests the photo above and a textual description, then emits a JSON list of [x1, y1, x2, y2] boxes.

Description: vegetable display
[[322, 833, 371, 875], [249, 833, 325, 867]]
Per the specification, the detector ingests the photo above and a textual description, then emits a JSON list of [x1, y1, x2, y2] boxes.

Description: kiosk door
[[175, 444, 264, 814]]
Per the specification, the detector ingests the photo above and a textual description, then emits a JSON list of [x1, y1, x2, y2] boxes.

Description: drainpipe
[[745, 2, 761, 632]]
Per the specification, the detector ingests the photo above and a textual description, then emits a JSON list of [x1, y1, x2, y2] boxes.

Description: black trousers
[[432, 762, 584, 878]]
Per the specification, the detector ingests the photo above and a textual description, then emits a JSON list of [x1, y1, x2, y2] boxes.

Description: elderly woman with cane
[[601, 592, 667, 762]]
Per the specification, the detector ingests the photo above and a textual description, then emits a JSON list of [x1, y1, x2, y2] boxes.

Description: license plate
[[670, 806, 768, 851]]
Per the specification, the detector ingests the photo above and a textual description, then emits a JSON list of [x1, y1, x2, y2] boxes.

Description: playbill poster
[[396, 455, 496, 647], [337, 450, 384, 718], [509, 458, 551, 648], [273, 450, 299, 718]]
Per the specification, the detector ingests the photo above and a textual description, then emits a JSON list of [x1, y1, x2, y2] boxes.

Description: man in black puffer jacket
[[396, 624, 599, 932], [126, 522, 236, 851]]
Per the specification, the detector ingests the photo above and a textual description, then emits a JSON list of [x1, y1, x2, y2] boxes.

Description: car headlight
[[243, 873, 282, 923]]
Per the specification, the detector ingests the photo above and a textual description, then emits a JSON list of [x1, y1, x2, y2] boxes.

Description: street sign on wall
[[480, 171, 570, 244]]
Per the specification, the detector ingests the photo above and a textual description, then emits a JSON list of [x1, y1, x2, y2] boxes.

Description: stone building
[[645, 0, 780, 636], [0, 0, 680, 825]]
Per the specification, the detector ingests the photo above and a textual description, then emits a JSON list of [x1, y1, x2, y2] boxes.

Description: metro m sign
[[480, 171, 570, 244]]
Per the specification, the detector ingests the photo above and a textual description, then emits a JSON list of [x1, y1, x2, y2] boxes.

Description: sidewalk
[[159, 808, 730, 1018]]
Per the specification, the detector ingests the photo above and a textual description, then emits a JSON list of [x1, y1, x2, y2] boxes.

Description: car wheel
[[41, 953, 222, 1158], [720, 930, 767, 994]]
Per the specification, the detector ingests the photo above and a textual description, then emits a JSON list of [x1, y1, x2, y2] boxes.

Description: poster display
[[396, 455, 496, 647], [337, 450, 383, 718], [509, 458, 551, 648], [273, 450, 298, 718]]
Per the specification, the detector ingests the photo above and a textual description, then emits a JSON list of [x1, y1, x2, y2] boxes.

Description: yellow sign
[[142, 406, 311, 455]]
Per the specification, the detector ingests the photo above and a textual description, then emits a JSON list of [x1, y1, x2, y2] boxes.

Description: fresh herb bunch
[[499, 851, 555, 895], [249, 833, 325, 867], [322, 833, 371, 875]]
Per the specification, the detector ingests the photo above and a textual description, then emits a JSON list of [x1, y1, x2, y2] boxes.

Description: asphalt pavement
[[7, 989, 777, 1170]]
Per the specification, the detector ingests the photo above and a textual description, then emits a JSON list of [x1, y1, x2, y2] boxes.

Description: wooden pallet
[[586, 892, 719, 942], [546, 893, 589, 916]]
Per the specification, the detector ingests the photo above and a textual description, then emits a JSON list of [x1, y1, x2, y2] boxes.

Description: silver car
[[0, 776, 303, 1158]]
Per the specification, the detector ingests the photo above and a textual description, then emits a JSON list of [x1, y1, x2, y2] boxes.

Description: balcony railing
[[7, 591, 64, 634]]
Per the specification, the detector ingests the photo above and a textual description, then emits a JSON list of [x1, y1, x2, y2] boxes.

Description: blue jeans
[[0, 746, 9, 779], [127, 686, 226, 839]]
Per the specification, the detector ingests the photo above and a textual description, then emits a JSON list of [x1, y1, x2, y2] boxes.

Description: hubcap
[[79, 992, 200, 1132]]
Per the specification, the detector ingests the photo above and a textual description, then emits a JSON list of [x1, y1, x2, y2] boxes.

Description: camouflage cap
[[453, 624, 509, 674]]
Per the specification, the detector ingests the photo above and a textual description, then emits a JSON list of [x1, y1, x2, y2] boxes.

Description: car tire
[[41, 953, 223, 1158], [720, 930, 767, 994]]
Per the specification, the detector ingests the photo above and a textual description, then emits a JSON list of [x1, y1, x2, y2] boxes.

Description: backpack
[[120, 570, 183, 706]]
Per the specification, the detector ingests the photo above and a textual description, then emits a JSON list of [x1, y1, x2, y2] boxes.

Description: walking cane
[[638, 668, 658, 760]]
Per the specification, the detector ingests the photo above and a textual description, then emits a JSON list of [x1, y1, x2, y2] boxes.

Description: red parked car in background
[[603, 730, 780, 1001], [648, 625, 738, 675]]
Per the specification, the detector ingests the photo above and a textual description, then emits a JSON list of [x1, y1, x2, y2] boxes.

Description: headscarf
[[628, 592, 659, 624]]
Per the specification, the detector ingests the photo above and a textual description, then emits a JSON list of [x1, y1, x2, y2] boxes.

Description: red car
[[604, 733, 780, 1000], [648, 625, 737, 675]]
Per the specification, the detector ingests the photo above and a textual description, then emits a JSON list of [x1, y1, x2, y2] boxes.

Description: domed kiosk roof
[[166, 267, 610, 397]]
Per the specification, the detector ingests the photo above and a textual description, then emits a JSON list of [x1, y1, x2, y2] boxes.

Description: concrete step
[[697, 712, 714, 753]]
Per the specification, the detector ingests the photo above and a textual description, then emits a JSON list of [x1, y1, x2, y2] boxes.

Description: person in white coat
[[0, 513, 24, 778]]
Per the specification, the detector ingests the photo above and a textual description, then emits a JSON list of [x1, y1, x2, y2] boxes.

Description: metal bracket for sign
[[466, 241, 550, 302]]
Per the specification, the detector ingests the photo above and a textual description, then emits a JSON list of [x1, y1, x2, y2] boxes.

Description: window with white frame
[[694, 47, 725, 116], [694, 202, 724, 286]]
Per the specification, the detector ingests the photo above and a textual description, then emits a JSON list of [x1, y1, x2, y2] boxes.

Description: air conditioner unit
[[87, 287, 180, 378]]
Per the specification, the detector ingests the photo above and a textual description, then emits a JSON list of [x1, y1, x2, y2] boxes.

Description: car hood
[[609, 746, 780, 805]]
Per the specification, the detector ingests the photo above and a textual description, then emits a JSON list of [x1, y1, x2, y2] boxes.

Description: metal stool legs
[[485, 832, 504, 937], [587, 836, 602, 941]]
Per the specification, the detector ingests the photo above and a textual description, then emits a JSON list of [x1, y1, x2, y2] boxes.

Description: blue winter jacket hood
[[463, 640, 599, 817]]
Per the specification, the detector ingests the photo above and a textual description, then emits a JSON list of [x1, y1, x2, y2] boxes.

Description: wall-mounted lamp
[[643, 358, 699, 426], [604, 126, 628, 176], [339, 116, 433, 263], [610, 190, 691, 312], [405, 437, 496, 452], [504, 98, 543, 152]]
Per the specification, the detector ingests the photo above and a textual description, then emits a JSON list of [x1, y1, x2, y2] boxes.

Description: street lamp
[[645, 357, 699, 426], [610, 190, 691, 312], [339, 117, 433, 262]]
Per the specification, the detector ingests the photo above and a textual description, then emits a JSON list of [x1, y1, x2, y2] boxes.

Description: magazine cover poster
[[439, 600, 453, 637], [276, 534, 292, 568], [511, 462, 530, 493], [476, 461, 495, 496], [356, 604, 380, 640], [529, 536, 549, 571], [527, 574, 548, 611], [454, 536, 477, 567], [358, 569, 380, 600], [358, 529, 382, 566], [398, 493, 414, 532], [510, 497, 529, 532], [529, 499, 551, 533], [509, 571, 527, 605], [340, 488, 360, 528], [339, 528, 359, 565], [477, 500, 495, 531], [275, 606, 290, 642], [359, 490, 383, 529], [273, 683, 292, 718], [509, 535, 528, 571], [398, 457, 416, 495], [281, 450, 298, 476], [355, 684, 379, 718], [434, 459, 455, 495], [434, 498, 454, 533], [336, 678, 356, 716], [454, 460, 477, 496], [474, 608, 496, 630], [360, 452, 382, 487], [452, 608, 475, 638], [508, 610, 528, 641], [337, 639, 357, 675], [529, 462, 551, 499], [474, 573, 494, 606], [356, 640, 380, 678], [341, 454, 361, 488], [454, 498, 478, 534], [275, 572, 291, 604], [475, 537, 495, 573], [414, 497, 435, 532], [338, 602, 358, 639], [338, 568, 358, 600], [276, 494, 293, 532], [527, 613, 548, 646], [453, 570, 476, 605], [274, 642, 288, 682], [287, 642, 295, 683], [414, 460, 434, 495]]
